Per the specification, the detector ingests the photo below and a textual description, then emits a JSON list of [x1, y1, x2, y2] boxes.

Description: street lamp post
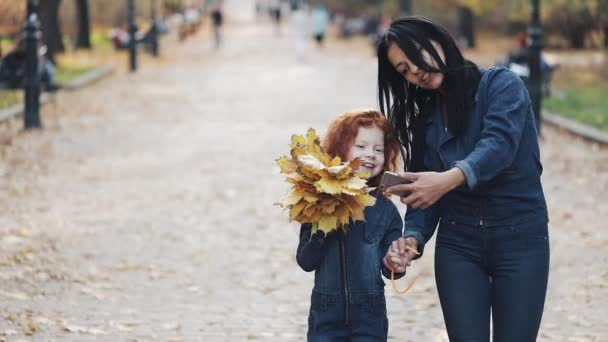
[[528, 0, 543, 135], [150, 0, 159, 57], [127, 0, 137, 71], [24, 0, 41, 129]]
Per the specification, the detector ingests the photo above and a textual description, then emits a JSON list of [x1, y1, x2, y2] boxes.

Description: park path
[[0, 2, 606, 341]]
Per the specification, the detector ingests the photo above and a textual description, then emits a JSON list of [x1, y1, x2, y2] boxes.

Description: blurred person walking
[[269, 0, 282, 36], [311, 3, 330, 47], [211, 4, 224, 48], [291, 0, 309, 60]]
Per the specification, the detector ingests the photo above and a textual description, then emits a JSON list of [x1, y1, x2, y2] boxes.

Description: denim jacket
[[404, 67, 549, 257], [296, 192, 404, 295]]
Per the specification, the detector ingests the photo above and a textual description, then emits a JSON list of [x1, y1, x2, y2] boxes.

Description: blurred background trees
[[74, 0, 92, 49], [0, 0, 605, 53], [314, 0, 607, 49]]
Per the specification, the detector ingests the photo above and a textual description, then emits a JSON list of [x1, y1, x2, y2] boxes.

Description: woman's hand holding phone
[[385, 169, 465, 209]]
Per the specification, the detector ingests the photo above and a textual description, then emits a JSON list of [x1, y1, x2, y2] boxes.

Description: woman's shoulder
[[479, 66, 524, 88]]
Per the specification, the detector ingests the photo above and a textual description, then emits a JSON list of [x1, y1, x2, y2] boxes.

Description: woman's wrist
[[444, 167, 465, 191], [404, 236, 418, 248]]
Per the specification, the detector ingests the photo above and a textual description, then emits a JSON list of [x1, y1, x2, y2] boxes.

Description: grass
[[0, 29, 109, 111], [545, 65, 608, 131], [544, 86, 608, 131], [55, 64, 94, 83], [90, 30, 113, 52], [0, 65, 93, 111], [0, 89, 21, 109]]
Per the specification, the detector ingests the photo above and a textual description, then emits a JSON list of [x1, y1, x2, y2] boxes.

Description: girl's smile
[[346, 125, 385, 179]]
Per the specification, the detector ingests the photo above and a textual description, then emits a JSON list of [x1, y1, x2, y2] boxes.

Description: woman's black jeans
[[434, 219, 550, 342]]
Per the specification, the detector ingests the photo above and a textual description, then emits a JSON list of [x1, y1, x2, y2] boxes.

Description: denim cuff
[[452, 160, 477, 190], [382, 265, 405, 280], [403, 231, 425, 260]]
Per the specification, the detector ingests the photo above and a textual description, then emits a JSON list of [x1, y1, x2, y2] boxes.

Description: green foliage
[[428, 0, 604, 21], [90, 30, 112, 51], [544, 87, 608, 131], [0, 66, 93, 110], [0, 89, 21, 110], [55, 65, 94, 84], [0, 36, 14, 53]]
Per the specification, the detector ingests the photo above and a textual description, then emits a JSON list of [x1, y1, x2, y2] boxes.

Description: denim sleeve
[[453, 69, 529, 190], [403, 204, 440, 259], [381, 206, 405, 280], [296, 223, 325, 272]]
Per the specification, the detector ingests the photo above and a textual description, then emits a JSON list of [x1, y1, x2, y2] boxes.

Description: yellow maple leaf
[[317, 215, 339, 234], [349, 158, 362, 170], [277, 156, 298, 174], [290, 134, 305, 148], [325, 164, 351, 179], [289, 200, 308, 220], [329, 155, 342, 167], [314, 177, 344, 195], [276, 192, 303, 207], [297, 155, 325, 172]]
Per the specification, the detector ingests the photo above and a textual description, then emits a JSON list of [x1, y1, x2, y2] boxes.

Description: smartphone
[[378, 171, 413, 197]]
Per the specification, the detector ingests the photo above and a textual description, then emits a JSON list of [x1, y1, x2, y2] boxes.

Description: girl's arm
[[381, 206, 406, 279], [296, 223, 325, 272]]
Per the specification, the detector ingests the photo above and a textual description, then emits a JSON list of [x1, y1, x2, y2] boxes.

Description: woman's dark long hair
[[377, 16, 481, 171]]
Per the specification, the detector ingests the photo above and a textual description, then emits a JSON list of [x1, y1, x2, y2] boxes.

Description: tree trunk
[[457, 6, 475, 48], [75, 0, 91, 49], [568, 29, 586, 49], [399, 0, 412, 16], [38, 0, 64, 63]]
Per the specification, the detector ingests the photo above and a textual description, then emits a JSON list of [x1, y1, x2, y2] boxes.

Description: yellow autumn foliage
[[276, 128, 376, 235]]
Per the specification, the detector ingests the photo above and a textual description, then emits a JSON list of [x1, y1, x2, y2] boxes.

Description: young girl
[[296, 109, 404, 341]]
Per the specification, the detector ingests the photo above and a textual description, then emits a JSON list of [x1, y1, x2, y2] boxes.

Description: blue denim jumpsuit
[[297, 193, 403, 341], [404, 67, 550, 342]]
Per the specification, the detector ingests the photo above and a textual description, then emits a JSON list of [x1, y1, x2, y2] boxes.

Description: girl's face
[[346, 125, 385, 179], [387, 40, 446, 90]]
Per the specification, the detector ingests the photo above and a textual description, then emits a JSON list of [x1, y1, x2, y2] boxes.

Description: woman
[[378, 17, 549, 342]]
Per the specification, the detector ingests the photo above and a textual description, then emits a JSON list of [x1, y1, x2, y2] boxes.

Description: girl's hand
[[385, 168, 465, 209], [397, 237, 420, 264], [383, 254, 406, 274], [384, 238, 418, 273], [384, 240, 407, 273]]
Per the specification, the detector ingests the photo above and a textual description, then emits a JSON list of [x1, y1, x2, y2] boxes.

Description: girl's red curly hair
[[322, 109, 402, 186]]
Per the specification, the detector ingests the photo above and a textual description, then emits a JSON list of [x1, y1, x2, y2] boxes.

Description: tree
[[38, 0, 64, 63], [546, 4, 595, 49], [457, 5, 475, 48], [599, 0, 608, 48], [399, 0, 412, 15], [74, 0, 91, 49]]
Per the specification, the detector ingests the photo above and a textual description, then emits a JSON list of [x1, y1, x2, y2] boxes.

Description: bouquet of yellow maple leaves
[[275, 128, 376, 235]]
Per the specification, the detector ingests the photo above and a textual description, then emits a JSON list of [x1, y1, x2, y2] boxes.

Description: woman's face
[[387, 40, 446, 90]]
